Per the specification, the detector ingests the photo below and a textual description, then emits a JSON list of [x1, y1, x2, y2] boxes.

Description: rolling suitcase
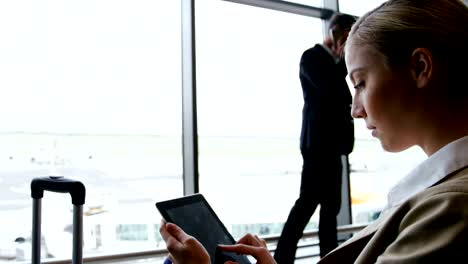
[[31, 176, 86, 264]]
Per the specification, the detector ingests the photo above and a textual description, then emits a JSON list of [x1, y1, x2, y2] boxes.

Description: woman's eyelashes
[[354, 80, 365, 90]]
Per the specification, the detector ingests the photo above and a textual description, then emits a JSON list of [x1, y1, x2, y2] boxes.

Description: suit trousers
[[274, 150, 343, 263]]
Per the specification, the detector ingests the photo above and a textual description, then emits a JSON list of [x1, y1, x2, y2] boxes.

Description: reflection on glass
[[0, 1, 182, 261]]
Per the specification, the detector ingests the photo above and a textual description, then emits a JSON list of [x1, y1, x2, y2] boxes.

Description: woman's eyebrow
[[347, 67, 365, 83]]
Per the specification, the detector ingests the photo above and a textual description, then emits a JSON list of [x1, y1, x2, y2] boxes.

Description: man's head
[[327, 13, 356, 57]]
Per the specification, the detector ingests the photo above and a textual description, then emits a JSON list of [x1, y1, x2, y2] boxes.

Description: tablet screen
[[156, 194, 251, 264]]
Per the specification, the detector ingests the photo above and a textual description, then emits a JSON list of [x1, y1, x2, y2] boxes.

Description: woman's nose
[[351, 99, 365, 119]]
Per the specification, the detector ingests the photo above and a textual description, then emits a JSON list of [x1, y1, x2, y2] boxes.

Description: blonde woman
[[160, 0, 468, 263]]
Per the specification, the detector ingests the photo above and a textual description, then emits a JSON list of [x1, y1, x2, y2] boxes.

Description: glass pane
[[196, 0, 323, 238], [0, 0, 182, 261], [339, 0, 387, 16]]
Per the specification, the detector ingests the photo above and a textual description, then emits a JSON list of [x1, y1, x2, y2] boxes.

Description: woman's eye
[[354, 81, 365, 89]]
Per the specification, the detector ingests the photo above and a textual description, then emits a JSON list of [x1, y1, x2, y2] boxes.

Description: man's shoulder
[[302, 44, 329, 60], [302, 44, 324, 57]]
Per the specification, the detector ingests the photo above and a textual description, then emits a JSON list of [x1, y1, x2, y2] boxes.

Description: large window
[[196, 0, 428, 234], [0, 1, 433, 263], [0, 1, 182, 262], [196, 0, 323, 237]]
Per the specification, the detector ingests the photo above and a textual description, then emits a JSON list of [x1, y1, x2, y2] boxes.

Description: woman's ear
[[410, 48, 433, 89]]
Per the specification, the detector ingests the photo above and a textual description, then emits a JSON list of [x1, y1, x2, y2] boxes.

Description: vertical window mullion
[[181, 0, 199, 195]]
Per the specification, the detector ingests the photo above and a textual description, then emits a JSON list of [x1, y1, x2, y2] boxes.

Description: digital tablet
[[156, 193, 251, 264]]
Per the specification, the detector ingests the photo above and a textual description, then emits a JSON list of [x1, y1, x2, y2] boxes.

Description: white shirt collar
[[386, 135, 468, 209]]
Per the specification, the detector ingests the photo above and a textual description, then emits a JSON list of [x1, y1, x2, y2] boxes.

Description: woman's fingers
[[218, 244, 263, 255], [218, 233, 276, 263], [160, 221, 192, 245], [166, 222, 190, 242], [237, 233, 267, 248], [159, 221, 211, 264], [160, 221, 177, 245], [218, 244, 274, 263], [254, 234, 267, 247]]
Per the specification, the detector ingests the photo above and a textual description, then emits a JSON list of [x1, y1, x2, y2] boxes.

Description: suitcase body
[[30, 176, 86, 264]]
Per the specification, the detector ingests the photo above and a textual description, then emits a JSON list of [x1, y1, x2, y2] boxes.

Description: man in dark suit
[[274, 13, 356, 263]]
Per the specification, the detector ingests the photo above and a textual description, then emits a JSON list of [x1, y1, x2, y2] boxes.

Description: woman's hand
[[218, 233, 277, 264], [159, 220, 210, 264]]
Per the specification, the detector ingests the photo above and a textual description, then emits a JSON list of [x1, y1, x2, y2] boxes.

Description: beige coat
[[319, 167, 468, 263]]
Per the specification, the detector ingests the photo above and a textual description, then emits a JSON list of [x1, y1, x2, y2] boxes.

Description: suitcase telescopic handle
[[31, 176, 86, 205]]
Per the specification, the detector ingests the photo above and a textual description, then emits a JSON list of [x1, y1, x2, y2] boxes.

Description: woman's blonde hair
[[347, 0, 468, 96]]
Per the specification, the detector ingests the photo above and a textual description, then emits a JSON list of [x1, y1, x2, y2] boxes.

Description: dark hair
[[328, 13, 356, 31]]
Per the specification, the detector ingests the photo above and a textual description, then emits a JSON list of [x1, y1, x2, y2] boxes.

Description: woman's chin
[[380, 139, 412, 153]]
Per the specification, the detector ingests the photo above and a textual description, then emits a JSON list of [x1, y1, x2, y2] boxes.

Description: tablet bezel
[[156, 193, 251, 264]]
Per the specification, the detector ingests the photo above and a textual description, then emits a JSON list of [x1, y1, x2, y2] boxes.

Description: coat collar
[[324, 135, 468, 260], [386, 135, 468, 209]]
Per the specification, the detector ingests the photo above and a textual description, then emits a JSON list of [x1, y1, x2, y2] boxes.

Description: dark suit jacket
[[299, 44, 354, 155]]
